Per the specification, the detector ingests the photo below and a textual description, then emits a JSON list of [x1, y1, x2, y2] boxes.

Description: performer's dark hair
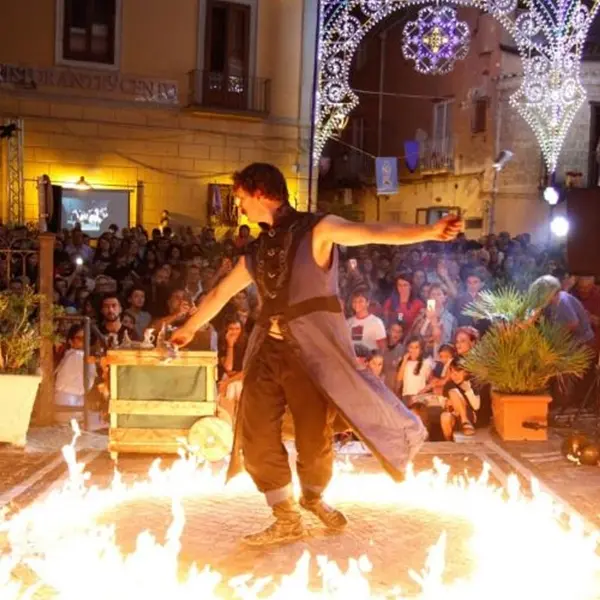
[[449, 357, 468, 373], [232, 163, 289, 205]]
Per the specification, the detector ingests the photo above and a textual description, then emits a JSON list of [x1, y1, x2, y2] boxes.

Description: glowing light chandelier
[[315, 0, 599, 173], [402, 5, 470, 75]]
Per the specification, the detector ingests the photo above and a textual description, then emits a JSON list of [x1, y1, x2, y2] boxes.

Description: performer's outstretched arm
[[170, 257, 253, 348], [314, 214, 462, 248]]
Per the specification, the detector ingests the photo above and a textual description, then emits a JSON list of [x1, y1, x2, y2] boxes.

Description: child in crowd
[[395, 335, 433, 403], [440, 358, 480, 439], [366, 350, 384, 380]]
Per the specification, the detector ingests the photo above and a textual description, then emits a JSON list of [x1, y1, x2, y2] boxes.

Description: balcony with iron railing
[[187, 70, 271, 117], [417, 137, 455, 174]]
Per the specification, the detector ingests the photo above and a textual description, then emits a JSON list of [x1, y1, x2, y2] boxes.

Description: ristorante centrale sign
[[0, 63, 179, 106]]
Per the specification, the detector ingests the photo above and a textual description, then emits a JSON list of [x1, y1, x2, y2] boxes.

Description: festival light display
[[402, 5, 470, 75], [315, 0, 599, 172]]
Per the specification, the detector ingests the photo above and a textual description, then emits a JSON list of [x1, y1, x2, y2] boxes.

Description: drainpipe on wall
[[376, 31, 387, 222], [489, 80, 503, 234]]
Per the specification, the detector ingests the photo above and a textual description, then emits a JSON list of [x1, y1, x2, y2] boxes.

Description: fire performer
[[170, 163, 462, 546]]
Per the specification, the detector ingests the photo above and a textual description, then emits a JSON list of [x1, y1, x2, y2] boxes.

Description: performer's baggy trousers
[[241, 336, 335, 506]]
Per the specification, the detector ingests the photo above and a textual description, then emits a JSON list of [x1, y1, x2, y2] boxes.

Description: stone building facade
[[319, 7, 600, 242], [0, 0, 318, 231]]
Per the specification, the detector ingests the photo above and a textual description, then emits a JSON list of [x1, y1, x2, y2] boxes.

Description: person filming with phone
[[410, 283, 457, 358]]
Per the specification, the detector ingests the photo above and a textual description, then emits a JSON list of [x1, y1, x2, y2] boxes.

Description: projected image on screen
[[61, 190, 130, 236]]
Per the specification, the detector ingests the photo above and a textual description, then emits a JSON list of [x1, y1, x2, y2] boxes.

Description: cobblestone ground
[[2, 425, 600, 597]]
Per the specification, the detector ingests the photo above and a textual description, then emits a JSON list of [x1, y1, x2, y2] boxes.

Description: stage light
[[75, 256, 84, 267], [493, 150, 514, 171], [543, 186, 559, 205], [550, 215, 569, 237], [74, 176, 92, 191]]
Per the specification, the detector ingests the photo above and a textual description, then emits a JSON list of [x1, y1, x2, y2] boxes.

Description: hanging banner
[[375, 157, 399, 195], [404, 141, 420, 173]]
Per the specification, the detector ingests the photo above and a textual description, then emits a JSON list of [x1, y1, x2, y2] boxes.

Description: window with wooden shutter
[[61, 0, 117, 65]]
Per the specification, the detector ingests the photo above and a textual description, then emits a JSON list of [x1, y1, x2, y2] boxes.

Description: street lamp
[[489, 150, 513, 234]]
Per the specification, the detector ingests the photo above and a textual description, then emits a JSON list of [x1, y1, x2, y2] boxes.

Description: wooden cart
[[105, 349, 233, 461]]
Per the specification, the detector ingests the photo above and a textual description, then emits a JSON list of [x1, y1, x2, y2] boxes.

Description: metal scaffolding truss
[[5, 118, 24, 225]]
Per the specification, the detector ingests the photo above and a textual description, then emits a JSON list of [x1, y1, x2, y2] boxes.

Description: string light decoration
[[314, 0, 600, 173], [402, 5, 470, 75]]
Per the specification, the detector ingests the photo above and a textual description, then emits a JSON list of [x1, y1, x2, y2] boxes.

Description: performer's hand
[[431, 215, 463, 242], [170, 325, 195, 349]]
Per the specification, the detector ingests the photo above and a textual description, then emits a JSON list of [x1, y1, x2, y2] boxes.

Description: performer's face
[[234, 188, 268, 223]]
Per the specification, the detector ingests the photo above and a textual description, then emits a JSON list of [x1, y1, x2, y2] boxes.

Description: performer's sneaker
[[299, 497, 348, 530], [242, 501, 305, 547]]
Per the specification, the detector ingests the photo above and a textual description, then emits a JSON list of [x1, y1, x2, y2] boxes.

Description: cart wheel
[[188, 416, 233, 462]]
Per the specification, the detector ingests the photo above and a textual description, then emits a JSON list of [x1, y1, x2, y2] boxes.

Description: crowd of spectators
[[1, 221, 598, 441]]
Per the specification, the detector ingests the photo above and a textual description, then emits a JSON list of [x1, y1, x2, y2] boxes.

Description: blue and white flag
[[375, 157, 399, 195]]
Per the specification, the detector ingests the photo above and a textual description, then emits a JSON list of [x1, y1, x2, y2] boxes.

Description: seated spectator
[[395, 335, 433, 402], [218, 318, 247, 381], [126, 287, 152, 339], [54, 324, 96, 422], [454, 326, 480, 357], [411, 283, 457, 356], [93, 294, 140, 350], [382, 273, 424, 329], [422, 343, 456, 395], [347, 289, 387, 351], [440, 359, 480, 440], [366, 350, 384, 380], [454, 272, 485, 326], [183, 263, 204, 303], [234, 224, 254, 251], [152, 288, 217, 351], [121, 311, 137, 338], [383, 322, 405, 390]]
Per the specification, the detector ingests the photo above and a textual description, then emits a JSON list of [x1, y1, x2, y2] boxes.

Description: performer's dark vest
[[247, 204, 341, 329]]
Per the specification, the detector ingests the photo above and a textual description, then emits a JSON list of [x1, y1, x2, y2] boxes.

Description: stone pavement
[[2, 425, 600, 596]]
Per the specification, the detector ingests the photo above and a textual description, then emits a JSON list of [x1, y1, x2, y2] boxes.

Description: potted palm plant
[[0, 286, 46, 446], [461, 287, 593, 441]]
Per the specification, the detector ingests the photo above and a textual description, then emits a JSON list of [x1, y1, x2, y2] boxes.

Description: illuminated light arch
[[314, 0, 600, 173]]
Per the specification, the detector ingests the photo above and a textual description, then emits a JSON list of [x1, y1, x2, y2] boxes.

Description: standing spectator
[[573, 276, 600, 350], [347, 289, 387, 351]]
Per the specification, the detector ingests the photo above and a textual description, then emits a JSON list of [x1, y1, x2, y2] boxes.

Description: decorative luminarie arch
[[314, 0, 600, 173]]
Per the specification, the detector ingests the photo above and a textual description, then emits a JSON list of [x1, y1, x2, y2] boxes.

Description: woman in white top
[[395, 335, 433, 403]]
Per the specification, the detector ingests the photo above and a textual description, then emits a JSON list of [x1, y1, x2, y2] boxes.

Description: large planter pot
[[0, 374, 41, 446], [492, 391, 551, 441]]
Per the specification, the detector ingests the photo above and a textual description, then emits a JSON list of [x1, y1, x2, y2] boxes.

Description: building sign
[[0, 64, 179, 106], [375, 157, 399, 195]]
